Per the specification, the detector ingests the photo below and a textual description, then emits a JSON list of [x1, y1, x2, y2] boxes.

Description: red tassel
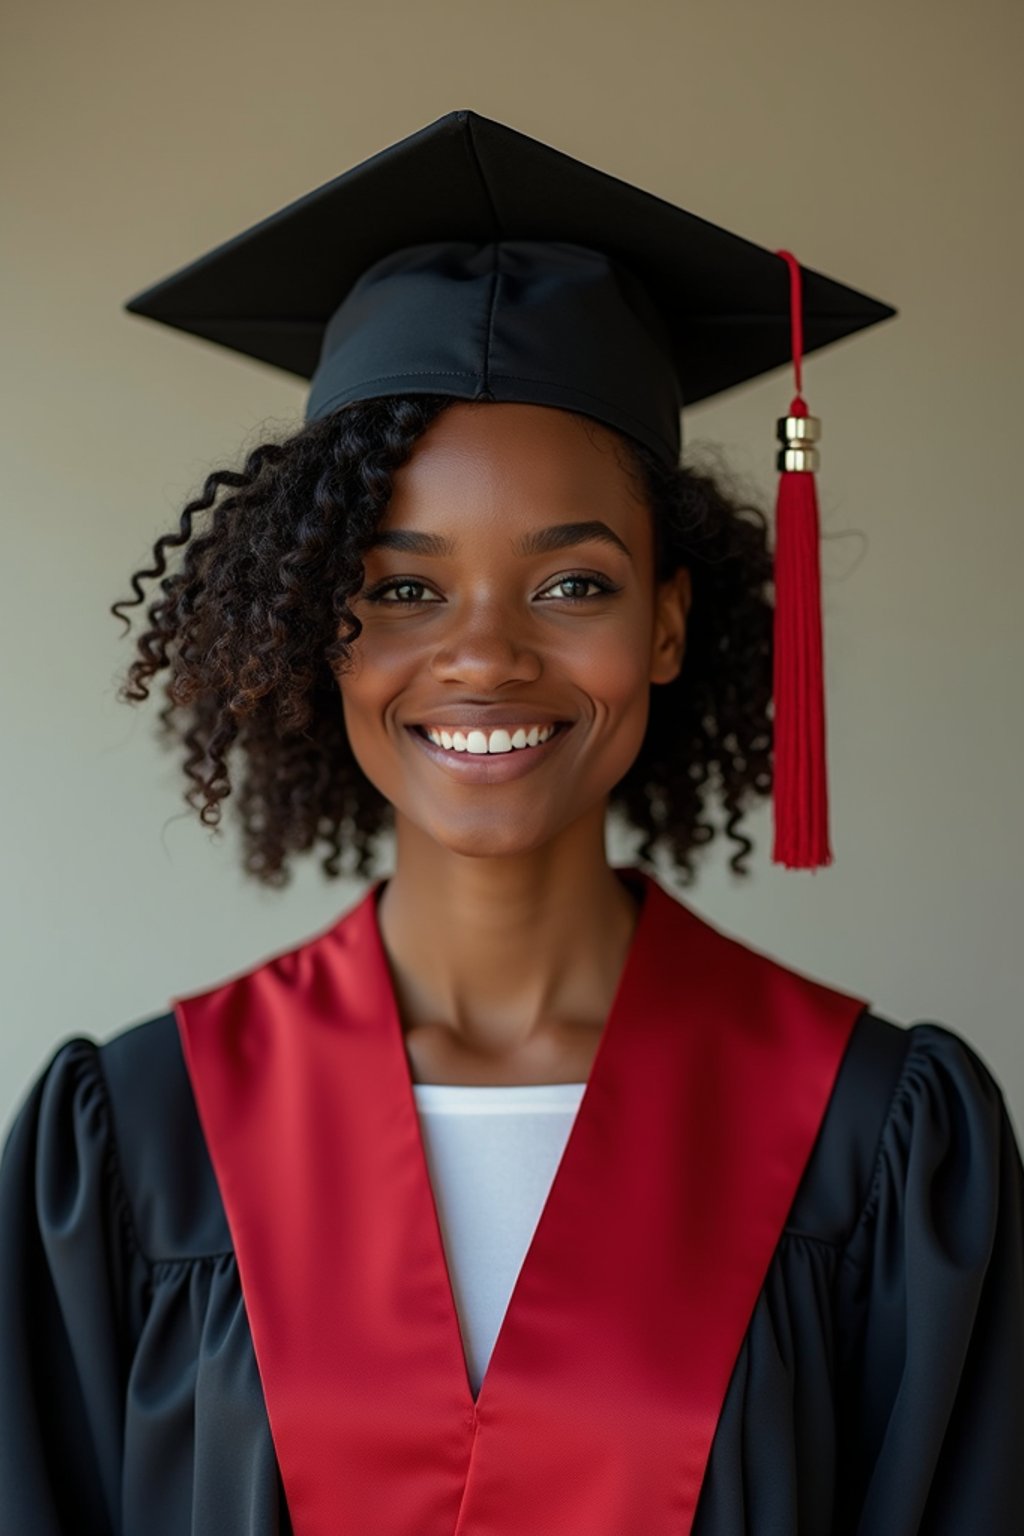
[[771, 252, 832, 870]]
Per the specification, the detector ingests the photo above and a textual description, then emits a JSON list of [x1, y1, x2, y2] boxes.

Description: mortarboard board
[[123, 108, 898, 870]]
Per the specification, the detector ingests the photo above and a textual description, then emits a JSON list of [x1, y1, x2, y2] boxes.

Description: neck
[[375, 817, 641, 1078]]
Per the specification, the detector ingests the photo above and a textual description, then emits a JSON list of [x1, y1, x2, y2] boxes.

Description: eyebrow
[[364, 519, 633, 562]]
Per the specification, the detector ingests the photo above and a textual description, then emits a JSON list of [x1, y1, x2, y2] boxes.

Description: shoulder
[[98, 1012, 231, 1261], [786, 1010, 1016, 1248], [3, 1013, 230, 1264]]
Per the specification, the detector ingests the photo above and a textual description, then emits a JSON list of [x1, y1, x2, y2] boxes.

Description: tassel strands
[[770, 251, 832, 870]]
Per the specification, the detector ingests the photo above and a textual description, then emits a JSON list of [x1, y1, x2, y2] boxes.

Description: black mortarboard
[[123, 109, 898, 869]]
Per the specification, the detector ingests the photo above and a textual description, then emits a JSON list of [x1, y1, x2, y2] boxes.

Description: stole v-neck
[[411, 1077, 588, 1401], [175, 865, 868, 1536]]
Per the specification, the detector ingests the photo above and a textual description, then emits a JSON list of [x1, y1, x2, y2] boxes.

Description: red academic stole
[[175, 865, 868, 1535]]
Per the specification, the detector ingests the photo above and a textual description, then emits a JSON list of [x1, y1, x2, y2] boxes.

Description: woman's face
[[335, 401, 691, 859]]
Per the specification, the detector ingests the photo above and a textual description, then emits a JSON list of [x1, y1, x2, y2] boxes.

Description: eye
[[538, 571, 621, 603], [362, 578, 441, 605]]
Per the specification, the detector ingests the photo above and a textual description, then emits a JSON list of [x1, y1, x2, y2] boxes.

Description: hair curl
[[110, 396, 774, 888]]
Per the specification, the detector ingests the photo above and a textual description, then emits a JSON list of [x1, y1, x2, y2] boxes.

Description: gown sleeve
[[836, 1022, 1024, 1534], [0, 1036, 145, 1535]]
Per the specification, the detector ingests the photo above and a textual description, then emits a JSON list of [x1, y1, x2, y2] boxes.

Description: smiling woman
[[324, 400, 698, 849]]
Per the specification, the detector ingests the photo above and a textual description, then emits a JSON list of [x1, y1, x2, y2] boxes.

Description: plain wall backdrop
[[2, 0, 1022, 1142]]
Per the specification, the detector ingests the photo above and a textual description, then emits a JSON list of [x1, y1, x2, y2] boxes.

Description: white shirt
[[411, 1080, 587, 1397]]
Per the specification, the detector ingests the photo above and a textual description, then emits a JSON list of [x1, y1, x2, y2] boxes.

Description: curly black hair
[[110, 395, 774, 888]]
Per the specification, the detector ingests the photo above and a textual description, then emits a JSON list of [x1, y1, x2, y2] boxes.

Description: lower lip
[[405, 724, 574, 782]]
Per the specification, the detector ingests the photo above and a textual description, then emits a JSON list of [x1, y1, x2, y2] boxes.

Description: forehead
[[383, 401, 643, 524]]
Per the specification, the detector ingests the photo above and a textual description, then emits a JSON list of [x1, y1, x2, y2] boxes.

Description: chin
[[418, 820, 558, 861]]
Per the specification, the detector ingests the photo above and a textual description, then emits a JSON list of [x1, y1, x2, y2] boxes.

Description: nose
[[427, 593, 544, 687]]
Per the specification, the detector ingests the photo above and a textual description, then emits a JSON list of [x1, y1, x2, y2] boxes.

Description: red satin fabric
[[175, 865, 868, 1535]]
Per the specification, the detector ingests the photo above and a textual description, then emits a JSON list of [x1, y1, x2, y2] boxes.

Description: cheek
[[569, 610, 652, 716], [332, 630, 425, 794], [577, 613, 656, 783], [333, 649, 384, 759], [335, 628, 412, 711], [334, 679, 396, 802], [591, 640, 647, 710]]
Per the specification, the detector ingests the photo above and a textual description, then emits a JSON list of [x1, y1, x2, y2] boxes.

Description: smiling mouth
[[404, 720, 575, 780], [411, 722, 571, 754]]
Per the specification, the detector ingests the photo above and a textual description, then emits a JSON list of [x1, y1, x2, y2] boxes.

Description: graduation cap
[[123, 108, 897, 871]]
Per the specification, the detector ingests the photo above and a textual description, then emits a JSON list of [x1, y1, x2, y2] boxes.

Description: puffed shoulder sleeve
[[0, 1037, 148, 1535], [836, 1022, 1024, 1534]]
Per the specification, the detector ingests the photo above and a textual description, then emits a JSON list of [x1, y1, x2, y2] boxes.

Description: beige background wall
[[2, 0, 1022, 1141]]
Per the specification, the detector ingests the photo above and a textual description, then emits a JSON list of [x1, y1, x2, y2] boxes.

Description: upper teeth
[[424, 724, 558, 754]]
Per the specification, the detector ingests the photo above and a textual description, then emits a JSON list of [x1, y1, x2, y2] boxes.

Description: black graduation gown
[[2, 1001, 1023, 1534]]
